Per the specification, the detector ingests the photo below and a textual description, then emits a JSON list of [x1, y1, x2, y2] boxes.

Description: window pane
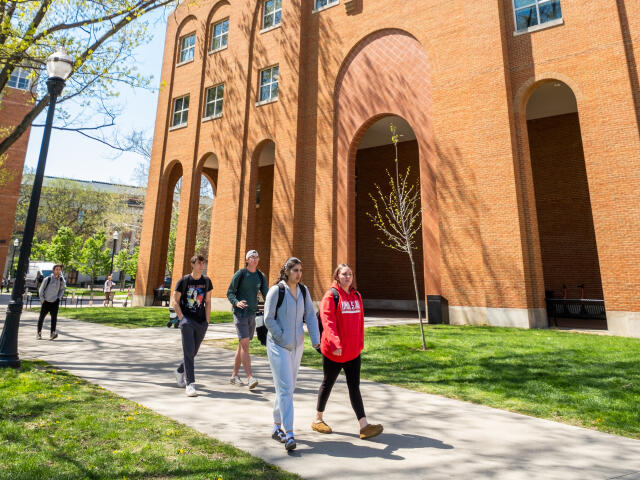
[[513, 0, 535, 8], [276, 0, 281, 8], [265, 0, 274, 13], [272, 66, 279, 80], [214, 23, 222, 36], [221, 33, 228, 47], [515, 6, 538, 30], [271, 82, 278, 99], [173, 112, 180, 126], [222, 20, 229, 33], [181, 110, 188, 123], [216, 99, 223, 116], [183, 96, 190, 109], [264, 14, 273, 28], [175, 98, 183, 110], [274, 10, 281, 25], [539, 0, 562, 23], [260, 85, 270, 101], [261, 69, 271, 84], [217, 84, 225, 97]]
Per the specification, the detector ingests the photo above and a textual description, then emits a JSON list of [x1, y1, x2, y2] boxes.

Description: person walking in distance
[[264, 257, 320, 451], [103, 274, 114, 306], [311, 264, 383, 440], [226, 250, 269, 389], [172, 255, 213, 397], [37, 264, 66, 340]]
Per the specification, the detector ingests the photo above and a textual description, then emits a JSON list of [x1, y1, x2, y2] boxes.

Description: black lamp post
[[110, 230, 118, 275], [0, 47, 72, 368], [5, 238, 19, 293]]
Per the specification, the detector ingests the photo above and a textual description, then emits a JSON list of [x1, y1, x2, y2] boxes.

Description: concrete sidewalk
[[6, 312, 640, 480]]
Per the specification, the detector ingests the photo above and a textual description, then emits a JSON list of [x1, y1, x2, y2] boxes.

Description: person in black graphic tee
[[172, 254, 213, 397]]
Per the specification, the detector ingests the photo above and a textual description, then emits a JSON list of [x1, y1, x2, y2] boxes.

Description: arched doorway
[[249, 140, 275, 280], [197, 153, 218, 275], [525, 81, 606, 329], [354, 115, 425, 310]]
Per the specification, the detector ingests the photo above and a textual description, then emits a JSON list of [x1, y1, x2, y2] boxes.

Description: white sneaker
[[247, 377, 259, 389], [175, 369, 186, 388], [185, 383, 197, 397], [229, 375, 244, 386]]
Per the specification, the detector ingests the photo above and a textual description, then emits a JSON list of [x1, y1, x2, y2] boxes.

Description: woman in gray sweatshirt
[[264, 257, 320, 451]]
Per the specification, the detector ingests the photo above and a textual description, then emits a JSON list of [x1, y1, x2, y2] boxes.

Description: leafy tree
[[114, 246, 138, 288], [366, 124, 427, 350], [14, 176, 142, 242], [29, 237, 48, 261], [0, 0, 180, 158], [47, 226, 81, 269], [77, 230, 111, 289]]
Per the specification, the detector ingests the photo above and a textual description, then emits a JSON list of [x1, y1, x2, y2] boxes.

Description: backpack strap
[[330, 287, 340, 311], [274, 283, 285, 319], [235, 268, 247, 292], [41, 275, 51, 295]]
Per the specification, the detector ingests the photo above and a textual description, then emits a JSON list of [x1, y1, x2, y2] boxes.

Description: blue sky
[[24, 12, 168, 186]]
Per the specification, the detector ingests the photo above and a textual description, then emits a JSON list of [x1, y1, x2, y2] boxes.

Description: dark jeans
[[316, 354, 366, 420], [37, 299, 60, 333], [177, 317, 208, 385]]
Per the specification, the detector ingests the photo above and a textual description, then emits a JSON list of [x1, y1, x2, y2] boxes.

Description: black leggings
[[316, 355, 366, 420]]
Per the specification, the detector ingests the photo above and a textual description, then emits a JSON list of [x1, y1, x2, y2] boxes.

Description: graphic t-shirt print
[[186, 286, 206, 312], [341, 299, 361, 314]]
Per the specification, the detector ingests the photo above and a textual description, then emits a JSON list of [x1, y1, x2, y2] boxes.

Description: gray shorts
[[233, 309, 256, 340]]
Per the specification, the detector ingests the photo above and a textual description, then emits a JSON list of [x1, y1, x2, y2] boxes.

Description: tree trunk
[[407, 247, 427, 350]]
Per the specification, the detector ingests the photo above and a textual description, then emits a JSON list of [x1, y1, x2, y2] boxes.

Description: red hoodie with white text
[[320, 282, 364, 363]]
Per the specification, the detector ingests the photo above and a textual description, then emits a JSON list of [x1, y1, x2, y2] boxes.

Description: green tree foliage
[[114, 246, 138, 287], [0, 0, 180, 157], [366, 124, 427, 350], [14, 176, 141, 242], [77, 230, 111, 287], [28, 226, 81, 268]]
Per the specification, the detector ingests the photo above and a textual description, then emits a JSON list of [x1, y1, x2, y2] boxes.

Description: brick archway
[[334, 29, 440, 297]]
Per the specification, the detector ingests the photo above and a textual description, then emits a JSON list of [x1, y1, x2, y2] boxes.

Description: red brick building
[[0, 68, 34, 286], [135, 0, 640, 337]]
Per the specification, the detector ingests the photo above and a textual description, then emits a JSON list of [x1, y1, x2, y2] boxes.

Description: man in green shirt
[[227, 250, 269, 388]]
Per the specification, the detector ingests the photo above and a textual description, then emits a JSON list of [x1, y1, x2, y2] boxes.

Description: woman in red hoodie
[[311, 263, 383, 440]]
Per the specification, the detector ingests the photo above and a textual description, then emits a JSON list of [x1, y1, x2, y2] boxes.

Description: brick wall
[[0, 88, 32, 285], [355, 141, 425, 300], [527, 113, 603, 300], [135, 0, 640, 328]]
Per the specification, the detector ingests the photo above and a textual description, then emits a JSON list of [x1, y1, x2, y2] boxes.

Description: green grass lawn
[[30, 307, 233, 328], [209, 324, 640, 439], [0, 360, 299, 480]]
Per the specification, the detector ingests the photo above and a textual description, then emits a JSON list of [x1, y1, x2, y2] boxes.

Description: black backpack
[[256, 283, 308, 346]]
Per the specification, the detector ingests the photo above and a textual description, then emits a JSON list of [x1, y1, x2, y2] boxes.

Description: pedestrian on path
[[226, 249, 269, 389], [37, 264, 66, 340], [311, 263, 383, 440], [172, 255, 213, 397], [264, 257, 320, 451], [103, 274, 114, 306]]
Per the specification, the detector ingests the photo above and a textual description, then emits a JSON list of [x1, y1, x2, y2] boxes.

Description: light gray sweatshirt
[[39, 274, 66, 303], [263, 280, 320, 350]]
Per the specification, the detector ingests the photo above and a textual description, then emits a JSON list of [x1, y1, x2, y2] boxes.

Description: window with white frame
[[262, 0, 282, 29], [171, 95, 189, 127], [314, 0, 338, 10], [178, 33, 195, 63], [8, 68, 31, 90], [258, 65, 279, 103], [210, 19, 229, 52], [513, 0, 562, 31], [204, 84, 224, 118]]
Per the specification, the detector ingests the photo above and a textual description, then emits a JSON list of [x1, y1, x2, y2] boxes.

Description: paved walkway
[[4, 311, 640, 480]]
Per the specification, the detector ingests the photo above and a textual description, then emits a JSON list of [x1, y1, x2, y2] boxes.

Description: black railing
[[545, 298, 606, 326]]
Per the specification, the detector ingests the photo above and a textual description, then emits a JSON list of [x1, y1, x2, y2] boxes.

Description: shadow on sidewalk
[[295, 432, 453, 460]]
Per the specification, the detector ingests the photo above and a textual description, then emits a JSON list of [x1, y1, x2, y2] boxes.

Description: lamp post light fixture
[[0, 46, 72, 368], [110, 230, 119, 275], [5, 239, 20, 293]]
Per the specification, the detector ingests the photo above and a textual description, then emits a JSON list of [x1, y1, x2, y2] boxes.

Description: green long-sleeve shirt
[[226, 268, 269, 314]]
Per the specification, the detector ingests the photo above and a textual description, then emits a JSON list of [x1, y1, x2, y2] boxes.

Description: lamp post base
[[0, 300, 23, 368]]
